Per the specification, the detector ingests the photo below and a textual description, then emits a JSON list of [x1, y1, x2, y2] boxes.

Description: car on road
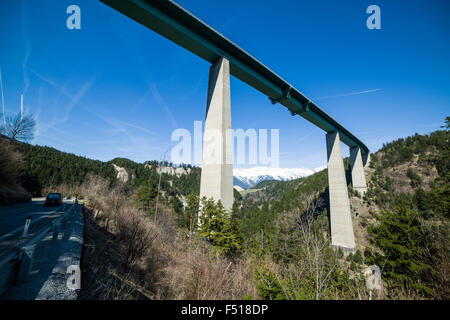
[[44, 193, 63, 206]]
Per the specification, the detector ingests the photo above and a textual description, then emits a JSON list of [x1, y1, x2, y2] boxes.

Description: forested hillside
[[0, 139, 201, 201], [234, 119, 449, 299], [13, 141, 116, 196], [1, 118, 448, 299], [361, 126, 449, 298], [0, 136, 32, 205]]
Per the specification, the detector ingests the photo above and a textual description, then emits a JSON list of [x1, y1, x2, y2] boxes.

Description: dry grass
[[78, 206, 153, 300], [41, 183, 78, 198], [78, 174, 256, 300], [153, 240, 256, 299], [0, 138, 24, 186], [0, 184, 31, 206], [0, 138, 31, 205], [366, 152, 439, 195], [77, 173, 434, 300]]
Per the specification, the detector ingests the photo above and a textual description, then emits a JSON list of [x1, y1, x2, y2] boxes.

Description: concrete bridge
[[101, 0, 369, 250]]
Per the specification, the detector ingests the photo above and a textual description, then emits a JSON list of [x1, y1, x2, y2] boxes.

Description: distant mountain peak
[[233, 166, 324, 189]]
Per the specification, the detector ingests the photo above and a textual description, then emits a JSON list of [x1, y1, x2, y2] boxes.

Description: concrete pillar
[[326, 132, 355, 250], [363, 152, 370, 168], [200, 57, 234, 212], [350, 146, 368, 195]]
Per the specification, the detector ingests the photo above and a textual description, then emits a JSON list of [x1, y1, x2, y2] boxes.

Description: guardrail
[[0, 200, 80, 297]]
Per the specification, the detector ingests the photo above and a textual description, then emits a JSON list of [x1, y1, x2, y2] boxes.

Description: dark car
[[44, 193, 62, 206]]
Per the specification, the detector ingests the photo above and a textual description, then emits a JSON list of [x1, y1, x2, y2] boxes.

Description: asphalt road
[[0, 198, 73, 255]]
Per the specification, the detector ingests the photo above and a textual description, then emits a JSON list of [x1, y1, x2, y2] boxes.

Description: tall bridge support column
[[200, 57, 234, 212], [350, 146, 368, 195], [326, 132, 355, 250]]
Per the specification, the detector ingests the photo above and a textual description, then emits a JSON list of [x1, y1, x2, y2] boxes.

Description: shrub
[[406, 168, 422, 188], [0, 139, 24, 186], [198, 198, 241, 256], [366, 199, 435, 296], [114, 206, 157, 265]]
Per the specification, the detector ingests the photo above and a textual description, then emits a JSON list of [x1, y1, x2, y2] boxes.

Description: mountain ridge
[[233, 165, 326, 189]]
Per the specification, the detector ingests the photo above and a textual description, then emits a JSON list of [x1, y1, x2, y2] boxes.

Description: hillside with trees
[[233, 118, 449, 299], [0, 110, 37, 205], [0, 138, 201, 201], [0, 136, 31, 205], [76, 119, 448, 300], [1, 117, 448, 299]]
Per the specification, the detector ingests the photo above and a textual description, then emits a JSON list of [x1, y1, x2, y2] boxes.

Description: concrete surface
[[0, 199, 64, 238], [326, 132, 355, 249], [350, 146, 368, 195], [200, 57, 234, 212], [0, 200, 72, 256], [1, 204, 84, 300]]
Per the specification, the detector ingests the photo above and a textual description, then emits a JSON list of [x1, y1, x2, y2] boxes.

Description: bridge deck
[[100, 0, 369, 155]]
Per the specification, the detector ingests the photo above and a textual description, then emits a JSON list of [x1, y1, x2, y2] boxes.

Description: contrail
[[150, 83, 179, 129], [21, 0, 30, 96], [20, 94, 24, 120], [0, 68, 5, 127], [312, 88, 381, 100]]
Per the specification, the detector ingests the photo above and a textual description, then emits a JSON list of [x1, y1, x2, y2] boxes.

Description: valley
[[1, 120, 448, 299]]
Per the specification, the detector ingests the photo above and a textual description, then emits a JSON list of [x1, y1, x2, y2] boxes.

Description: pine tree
[[366, 197, 435, 296], [198, 198, 241, 256], [135, 180, 157, 213], [185, 193, 200, 235]]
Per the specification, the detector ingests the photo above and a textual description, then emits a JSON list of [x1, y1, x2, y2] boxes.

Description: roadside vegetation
[[78, 174, 255, 299], [0, 137, 31, 205], [0, 111, 35, 205], [2, 113, 448, 299]]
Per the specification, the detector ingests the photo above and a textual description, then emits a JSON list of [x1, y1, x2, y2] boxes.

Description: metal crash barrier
[[0, 200, 80, 297]]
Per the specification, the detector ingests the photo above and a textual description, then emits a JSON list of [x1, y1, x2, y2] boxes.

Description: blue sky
[[0, 0, 448, 169]]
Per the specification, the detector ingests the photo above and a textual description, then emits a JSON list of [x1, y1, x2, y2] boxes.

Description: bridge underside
[[100, 0, 369, 156], [100, 0, 370, 250]]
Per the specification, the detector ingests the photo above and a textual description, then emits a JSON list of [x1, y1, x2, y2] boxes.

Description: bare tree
[[1, 112, 36, 142], [295, 195, 337, 300], [114, 206, 158, 266]]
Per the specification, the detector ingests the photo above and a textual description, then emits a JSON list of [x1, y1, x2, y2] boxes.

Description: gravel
[[1, 204, 84, 300]]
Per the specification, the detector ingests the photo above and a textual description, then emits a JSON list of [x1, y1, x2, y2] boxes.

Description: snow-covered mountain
[[233, 166, 326, 189]]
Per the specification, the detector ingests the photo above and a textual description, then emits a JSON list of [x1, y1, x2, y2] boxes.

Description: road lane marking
[[0, 198, 57, 215], [0, 203, 40, 215], [0, 206, 65, 241]]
